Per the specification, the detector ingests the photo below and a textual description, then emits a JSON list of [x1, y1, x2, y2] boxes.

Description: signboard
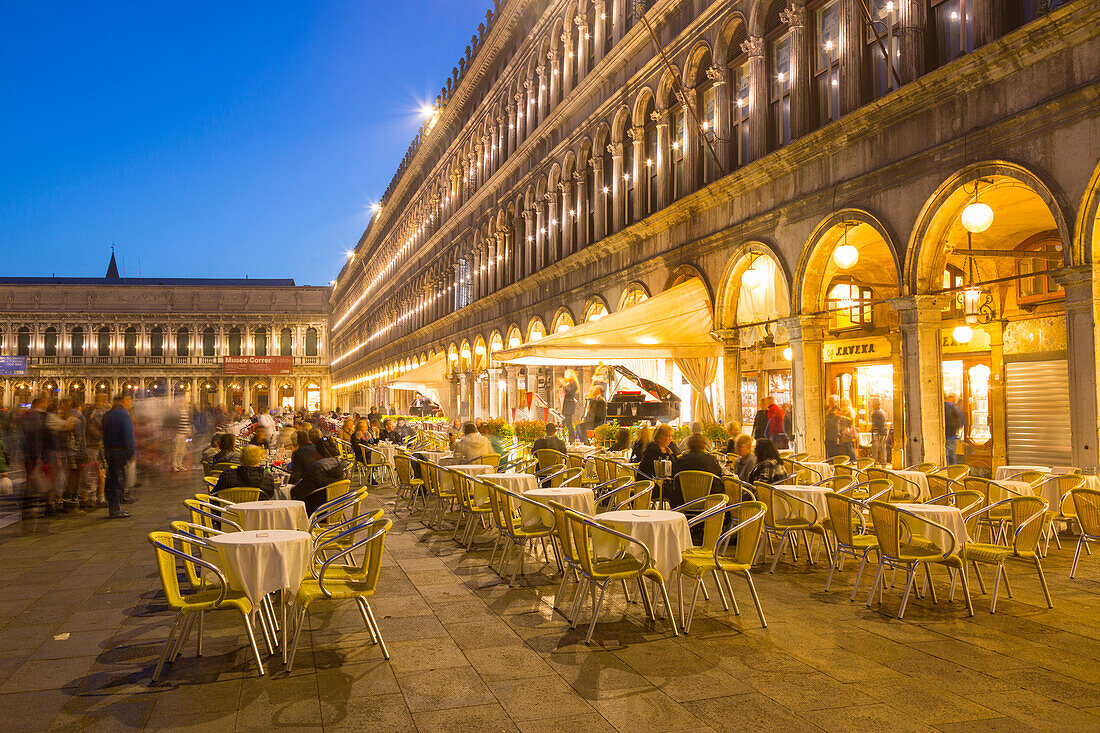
[[822, 337, 891, 363], [222, 356, 292, 375], [0, 356, 27, 376]]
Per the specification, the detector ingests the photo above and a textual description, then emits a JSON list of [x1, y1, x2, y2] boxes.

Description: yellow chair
[[811, 475, 858, 494], [535, 448, 568, 472], [393, 454, 425, 511], [564, 507, 678, 643], [1043, 474, 1085, 552], [203, 475, 219, 490], [964, 476, 1026, 543], [932, 464, 970, 481], [311, 492, 375, 561], [926, 474, 962, 502], [286, 515, 393, 671], [486, 483, 556, 584], [823, 492, 880, 601], [679, 500, 767, 631], [183, 498, 242, 532], [147, 531, 265, 681], [1008, 470, 1046, 488], [865, 501, 973, 618], [754, 482, 829, 573], [548, 499, 586, 620], [612, 480, 654, 511], [904, 462, 939, 474], [213, 462, 240, 473], [866, 467, 922, 502], [478, 452, 502, 468], [821, 455, 851, 467], [593, 476, 634, 511], [1068, 487, 1100, 578], [217, 486, 265, 504], [960, 496, 1052, 612], [674, 470, 720, 507]]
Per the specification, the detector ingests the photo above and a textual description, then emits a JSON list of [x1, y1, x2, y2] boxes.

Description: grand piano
[[605, 366, 681, 426]]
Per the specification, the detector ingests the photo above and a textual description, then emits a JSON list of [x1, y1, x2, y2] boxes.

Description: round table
[[230, 500, 309, 532], [595, 509, 692, 580], [772, 485, 829, 524], [207, 530, 313, 604], [894, 503, 967, 554], [889, 470, 931, 501], [995, 465, 1050, 481], [522, 487, 595, 529], [476, 472, 538, 504], [417, 450, 451, 464], [800, 462, 834, 481], [373, 442, 401, 468], [991, 479, 1035, 504], [439, 463, 495, 492]]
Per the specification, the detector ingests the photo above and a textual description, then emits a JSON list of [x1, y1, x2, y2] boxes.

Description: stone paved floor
[[0, 470, 1098, 732]]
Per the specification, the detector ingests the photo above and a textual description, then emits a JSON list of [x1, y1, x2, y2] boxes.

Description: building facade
[[0, 257, 331, 412], [329, 0, 1099, 471]]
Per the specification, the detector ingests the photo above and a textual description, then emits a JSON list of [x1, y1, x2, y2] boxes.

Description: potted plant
[[512, 419, 546, 444], [592, 420, 620, 447]]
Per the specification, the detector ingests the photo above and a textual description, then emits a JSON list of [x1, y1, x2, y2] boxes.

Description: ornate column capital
[[740, 35, 765, 58], [780, 2, 806, 30], [606, 141, 623, 157]]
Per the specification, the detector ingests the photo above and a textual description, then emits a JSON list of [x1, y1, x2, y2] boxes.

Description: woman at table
[[722, 420, 743, 454], [291, 438, 346, 514], [350, 419, 370, 464], [639, 424, 678, 483], [610, 427, 631, 455], [337, 417, 354, 444], [289, 430, 318, 484], [748, 439, 788, 485], [630, 425, 653, 464], [213, 445, 275, 499]]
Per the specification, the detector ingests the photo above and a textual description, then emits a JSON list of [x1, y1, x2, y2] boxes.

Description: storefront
[[823, 335, 898, 461], [941, 327, 995, 472]]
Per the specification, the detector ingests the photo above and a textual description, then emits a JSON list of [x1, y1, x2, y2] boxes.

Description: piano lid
[[610, 365, 681, 404]]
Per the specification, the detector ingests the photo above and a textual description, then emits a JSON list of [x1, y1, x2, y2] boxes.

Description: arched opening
[[202, 327, 216, 356], [67, 379, 84, 400], [40, 378, 59, 397], [253, 327, 267, 357], [149, 326, 163, 357], [146, 377, 166, 397], [97, 326, 111, 357], [226, 380, 244, 409], [551, 309, 575, 334], [93, 379, 112, 399], [16, 326, 30, 356], [43, 327, 58, 357], [251, 380, 270, 413], [618, 282, 650, 310], [304, 382, 321, 412], [280, 327, 293, 356], [583, 298, 609, 322], [176, 327, 190, 357], [13, 380, 33, 406], [277, 382, 295, 411], [909, 166, 1071, 470], [228, 327, 242, 357], [71, 327, 84, 357], [199, 379, 217, 407], [124, 326, 138, 357]]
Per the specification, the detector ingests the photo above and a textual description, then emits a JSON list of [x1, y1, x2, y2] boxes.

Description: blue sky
[[0, 1, 490, 285]]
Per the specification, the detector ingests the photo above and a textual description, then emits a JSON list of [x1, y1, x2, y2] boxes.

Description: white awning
[[386, 353, 447, 405], [493, 278, 720, 366]]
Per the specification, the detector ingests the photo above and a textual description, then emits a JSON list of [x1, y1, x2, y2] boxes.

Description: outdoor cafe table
[[229, 500, 309, 532], [476, 472, 539, 504], [890, 469, 931, 501], [771, 485, 829, 523], [801, 462, 834, 481], [893, 503, 969, 552], [522, 486, 595, 529], [595, 509, 692, 580], [373, 442, 402, 468], [207, 529, 312, 659], [995, 465, 1050, 481], [417, 450, 452, 463], [992, 479, 1036, 503], [440, 463, 494, 493]]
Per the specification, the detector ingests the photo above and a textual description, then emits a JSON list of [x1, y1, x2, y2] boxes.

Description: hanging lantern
[[833, 243, 859, 269], [961, 285, 983, 324], [952, 325, 974, 344], [782, 346, 792, 361], [741, 259, 764, 290], [961, 201, 993, 233]]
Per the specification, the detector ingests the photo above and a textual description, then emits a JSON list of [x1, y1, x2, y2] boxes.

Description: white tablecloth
[[894, 503, 967, 554], [439, 463, 495, 493], [995, 465, 1050, 481], [991, 479, 1035, 504], [1037, 474, 1098, 510], [772, 485, 828, 524], [891, 470, 930, 501], [208, 529, 312, 603], [595, 509, 692, 580], [417, 450, 452, 464], [373, 442, 402, 468], [567, 445, 600, 457], [801, 462, 834, 481], [522, 487, 595, 529], [230, 500, 309, 532], [476, 472, 538, 504]]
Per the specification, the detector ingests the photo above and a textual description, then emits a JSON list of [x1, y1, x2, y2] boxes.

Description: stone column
[[611, 0, 624, 45], [717, 330, 742, 425], [546, 189, 561, 263], [887, 331, 905, 468], [680, 87, 699, 196], [560, 182, 573, 257], [741, 36, 767, 163], [486, 238, 497, 294], [575, 15, 589, 79], [535, 199, 547, 271], [591, 157, 606, 241], [507, 101, 518, 157], [708, 64, 730, 172], [520, 209, 534, 279], [839, 0, 862, 115], [561, 30, 575, 95], [537, 65, 548, 124], [782, 315, 827, 457], [487, 367, 502, 418], [447, 372, 460, 420], [898, 0, 926, 84], [593, 1, 607, 62], [653, 111, 669, 211], [469, 372, 481, 421], [609, 141, 625, 232], [572, 171, 588, 251], [892, 295, 947, 467], [548, 49, 560, 109], [525, 77, 537, 138], [1053, 266, 1099, 470], [987, 321, 1007, 469], [781, 3, 811, 141]]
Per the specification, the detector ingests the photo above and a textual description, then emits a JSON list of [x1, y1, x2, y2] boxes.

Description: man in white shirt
[[451, 422, 493, 464]]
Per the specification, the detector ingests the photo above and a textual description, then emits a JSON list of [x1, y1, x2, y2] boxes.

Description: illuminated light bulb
[[646, 158, 652, 167], [737, 98, 745, 108], [741, 264, 764, 290], [782, 346, 793, 361], [961, 201, 994, 233], [672, 141, 680, 150], [777, 72, 786, 82], [833, 243, 859, 269], [701, 121, 709, 131], [885, 1, 894, 10], [602, 186, 609, 194], [824, 40, 834, 51], [953, 325, 974, 344], [567, 52, 573, 59], [623, 173, 630, 181]]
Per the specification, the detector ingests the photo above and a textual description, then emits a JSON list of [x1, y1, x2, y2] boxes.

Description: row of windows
[[8, 326, 319, 358]]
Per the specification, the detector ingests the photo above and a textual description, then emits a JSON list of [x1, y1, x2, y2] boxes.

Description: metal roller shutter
[[1004, 360, 1072, 466]]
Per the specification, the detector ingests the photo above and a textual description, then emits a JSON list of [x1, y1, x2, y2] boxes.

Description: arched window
[[176, 327, 189, 356], [1016, 234, 1063, 305], [305, 327, 318, 356], [668, 100, 685, 201], [729, 40, 751, 167], [44, 327, 57, 357], [202, 327, 216, 356], [150, 326, 163, 357], [866, 0, 901, 100], [813, 1, 841, 126], [933, 0, 975, 68], [767, 8, 792, 149], [600, 140, 614, 235], [827, 282, 873, 331], [695, 56, 718, 187], [97, 326, 111, 357], [253, 327, 267, 356], [17, 326, 30, 356], [623, 130, 635, 226], [124, 326, 137, 356], [640, 99, 657, 216], [280, 327, 293, 356], [228, 327, 242, 356], [71, 327, 84, 357]]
